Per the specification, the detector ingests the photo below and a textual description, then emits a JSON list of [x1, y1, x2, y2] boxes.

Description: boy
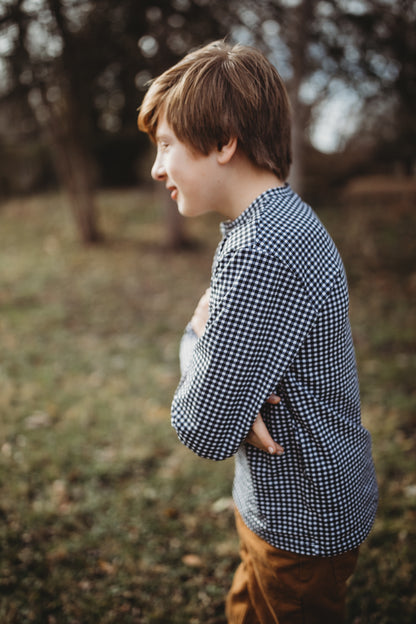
[[138, 40, 378, 623]]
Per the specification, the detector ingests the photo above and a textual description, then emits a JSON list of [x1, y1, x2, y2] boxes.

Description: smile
[[168, 186, 178, 201]]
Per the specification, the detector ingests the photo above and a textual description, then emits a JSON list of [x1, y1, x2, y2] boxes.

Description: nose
[[151, 153, 166, 181]]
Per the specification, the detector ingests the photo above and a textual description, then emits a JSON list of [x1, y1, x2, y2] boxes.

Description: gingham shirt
[[173, 185, 378, 556]]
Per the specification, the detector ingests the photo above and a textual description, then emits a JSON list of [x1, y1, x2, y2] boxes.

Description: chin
[[176, 205, 188, 217], [177, 204, 195, 218]]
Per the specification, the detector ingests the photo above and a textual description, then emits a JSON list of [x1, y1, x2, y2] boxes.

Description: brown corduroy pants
[[226, 510, 359, 624]]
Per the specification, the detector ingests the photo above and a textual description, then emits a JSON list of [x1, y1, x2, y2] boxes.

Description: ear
[[217, 137, 238, 165]]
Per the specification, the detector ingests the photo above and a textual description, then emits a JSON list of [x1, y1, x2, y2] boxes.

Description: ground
[[0, 187, 415, 623]]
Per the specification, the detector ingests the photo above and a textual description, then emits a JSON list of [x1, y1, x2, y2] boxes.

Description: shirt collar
[[220, 184, 291, 238]]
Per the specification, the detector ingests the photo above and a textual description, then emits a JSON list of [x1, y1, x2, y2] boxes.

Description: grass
[[0, 187, 415, 623]]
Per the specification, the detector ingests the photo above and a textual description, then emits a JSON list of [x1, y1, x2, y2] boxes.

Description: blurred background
[[0, 0, 415, 243], [0, 1, 415, 623]]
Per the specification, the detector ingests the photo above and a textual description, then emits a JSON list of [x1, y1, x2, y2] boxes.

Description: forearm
[[172, 325, 282, 461], [171, 250, 314, 460]]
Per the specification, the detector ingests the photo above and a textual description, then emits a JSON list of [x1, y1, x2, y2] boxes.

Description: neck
[[218, 154, 284, 221]]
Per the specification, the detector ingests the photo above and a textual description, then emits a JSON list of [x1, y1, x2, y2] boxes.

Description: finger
[[251, 414, 284, 455], [245, 428, 284, 456], [252, 416, 279, 454], [266, 394, 281, 405]]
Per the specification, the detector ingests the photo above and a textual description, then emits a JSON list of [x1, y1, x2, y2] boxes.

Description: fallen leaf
[[182, 554, 203, 567], [211, 497, 234, 513], [98, 559, 116, 575]]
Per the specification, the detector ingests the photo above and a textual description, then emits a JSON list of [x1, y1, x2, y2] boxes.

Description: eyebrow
[[155, 130, 173, 142]]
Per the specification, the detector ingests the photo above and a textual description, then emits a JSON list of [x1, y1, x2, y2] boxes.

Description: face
[[151, 114, 224, 218]]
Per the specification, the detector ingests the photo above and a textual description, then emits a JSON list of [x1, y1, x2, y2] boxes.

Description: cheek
[[169, 164, 185, 187]]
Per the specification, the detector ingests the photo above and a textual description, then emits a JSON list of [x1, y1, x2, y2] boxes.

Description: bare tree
[[1, 0, 414, 244], [1, 0, 102, 242], [233, 0, 415, 185]]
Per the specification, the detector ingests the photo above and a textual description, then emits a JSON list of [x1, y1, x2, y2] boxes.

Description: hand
[[245, 394, 284, 456], [191, 288, 210, 338]]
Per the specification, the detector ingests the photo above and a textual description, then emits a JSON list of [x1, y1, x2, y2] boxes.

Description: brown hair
[[138, 40, 292, 180]]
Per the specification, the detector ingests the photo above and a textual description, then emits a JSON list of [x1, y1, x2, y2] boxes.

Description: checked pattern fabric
[[173, 185, 378, 556]]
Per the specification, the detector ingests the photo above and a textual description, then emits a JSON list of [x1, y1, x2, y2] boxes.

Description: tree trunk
[[34, 87, 102, 244], [51, 129, 101, 244], [45, 0, 102, 244], [10, 0, 101, 243], [288, 0, 314, 196]]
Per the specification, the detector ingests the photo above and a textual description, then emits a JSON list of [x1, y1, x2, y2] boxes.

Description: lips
[[167, 186, 178, 201]]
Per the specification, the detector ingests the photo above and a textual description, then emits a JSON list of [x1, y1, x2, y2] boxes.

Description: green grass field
[[0, 188, 415, 623]]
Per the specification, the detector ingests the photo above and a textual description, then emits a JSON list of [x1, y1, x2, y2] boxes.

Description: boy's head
[[138, 40, 292, 181]]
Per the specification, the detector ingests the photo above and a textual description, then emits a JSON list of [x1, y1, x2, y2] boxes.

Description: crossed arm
[[190, 289, 284, 456]]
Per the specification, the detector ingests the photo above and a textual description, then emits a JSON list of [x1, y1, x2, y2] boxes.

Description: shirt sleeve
[[171, 247, 317, 460]]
